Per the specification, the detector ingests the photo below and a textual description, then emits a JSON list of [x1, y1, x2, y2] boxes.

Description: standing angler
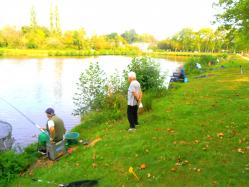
[[127, 72, 142, 132]]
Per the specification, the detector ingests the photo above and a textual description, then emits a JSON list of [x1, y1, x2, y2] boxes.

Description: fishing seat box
[[46, 140, 66, 160]]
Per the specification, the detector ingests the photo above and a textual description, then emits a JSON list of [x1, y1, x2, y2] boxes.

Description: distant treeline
[[0, 0, 248, 53]]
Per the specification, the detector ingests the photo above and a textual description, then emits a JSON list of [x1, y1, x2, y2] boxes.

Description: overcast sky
[[0, 0, 218, 39]]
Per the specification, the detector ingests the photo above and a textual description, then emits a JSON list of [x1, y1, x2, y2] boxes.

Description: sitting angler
[[44, 108, 66, 143]]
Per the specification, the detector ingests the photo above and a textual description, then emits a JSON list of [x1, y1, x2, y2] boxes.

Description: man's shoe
[[128, 128, 136, 132]]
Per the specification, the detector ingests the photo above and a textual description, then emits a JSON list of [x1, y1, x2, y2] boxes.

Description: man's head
[[45, 107, 55, 119], [128, 72, 136, 83]]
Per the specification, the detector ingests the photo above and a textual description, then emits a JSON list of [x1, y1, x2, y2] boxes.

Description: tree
[[22, 26, 49, 48], [73, 62, 107, 115], [73, 29, 87, 50], [121, 29, 138, 44], [91, 35, 111, 50], [55, 4, 61, 34], [215, 0, 249, 51], [125, 57, 166, 91], [30, 5, 37, 29], [50, 3, 54, 33], [137, 33, 156, 43], [172, 28, 195, 51], [106, 33, 126, 48], [197, 28, 215, 52], [1, 26, 21, 48]]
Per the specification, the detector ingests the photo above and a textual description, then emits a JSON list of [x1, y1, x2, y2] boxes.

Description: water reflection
[[0, 56, 181, 147]]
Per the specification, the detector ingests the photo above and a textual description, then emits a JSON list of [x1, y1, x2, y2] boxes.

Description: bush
[[184, 55, 219, 75], [125, 57, 166, 91], [73, 62, 107, 116], [0, 144, 39, 186]]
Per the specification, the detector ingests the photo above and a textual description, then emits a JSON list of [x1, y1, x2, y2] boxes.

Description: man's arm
[[48, 120, 55, 141], [132, 89, 142, 102], [49, 127, 55, 140]]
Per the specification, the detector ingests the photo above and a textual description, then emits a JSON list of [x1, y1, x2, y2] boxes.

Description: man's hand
[[39, 127, 46, 132], [50, 138, 55, 144]]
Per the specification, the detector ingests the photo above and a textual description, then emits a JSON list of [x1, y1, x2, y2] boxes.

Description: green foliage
[[0, 144, 39, 186], [73, 62, 107, 116], [11, 58, 249, 187], [141, 92, 153, 112], [125, 57, 166, 91], [104, 93, 127, 117], [121, 29, 138, 44], [184, 55, 222, 75], [215, 0, 249, 51], [156, 27, 234, 53]]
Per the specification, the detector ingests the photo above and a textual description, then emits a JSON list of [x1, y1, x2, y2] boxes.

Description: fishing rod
[[0, 97, 45, 133]]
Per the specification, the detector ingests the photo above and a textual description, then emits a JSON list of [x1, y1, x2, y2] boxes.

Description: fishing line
[[0, 97, 45, 132]]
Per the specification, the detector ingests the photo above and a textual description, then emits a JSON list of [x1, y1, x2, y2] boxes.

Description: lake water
[[0, 56, 182, 147]]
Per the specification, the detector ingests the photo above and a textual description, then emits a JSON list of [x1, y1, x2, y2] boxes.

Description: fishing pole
[[0, 97, 45, 132]]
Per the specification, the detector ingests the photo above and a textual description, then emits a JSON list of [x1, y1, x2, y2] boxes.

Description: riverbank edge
[[0, 48, 229, 58], [3, 54, 248, 186]]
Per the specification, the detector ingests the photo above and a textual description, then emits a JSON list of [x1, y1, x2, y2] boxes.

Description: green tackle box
[[46, 140, 65, 160]]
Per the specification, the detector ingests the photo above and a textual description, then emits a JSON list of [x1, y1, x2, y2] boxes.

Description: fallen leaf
[[140, 163, 146, 170], [179, 141, 188, 145], [175, 162, 182, 166], [183, 160, 189, 165], [207, 135, 213, 140], [237, 148, 246, 154], [217, 132, 224, 138], [87, 137, 102, 148], [212, 181, 218, 185], [92, 163, 97, 168], [239, 138, 246, 144], [202, 144, 209, 151], [167, 128, 175, 133], [194, 140, 200, 144], [171, 167, 177, 172]]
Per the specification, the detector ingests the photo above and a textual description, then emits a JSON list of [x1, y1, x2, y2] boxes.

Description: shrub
[[0, 144, 39, 186], [184, 55, 219, 75], [73, 62, 107, 116], [125, 57, 166, 91]]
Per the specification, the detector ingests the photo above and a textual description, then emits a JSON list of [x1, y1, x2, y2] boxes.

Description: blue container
[[184, 78, 188, 83]]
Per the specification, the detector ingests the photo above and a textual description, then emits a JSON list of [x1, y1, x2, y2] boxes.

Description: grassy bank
[[8, 56, 249, 186], [148, 51, 228, 58], [0, 48, 229, 59], [0, 48, 141, 57]]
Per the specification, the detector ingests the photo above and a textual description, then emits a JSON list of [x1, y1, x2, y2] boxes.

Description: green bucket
[[38, 132, 50, 145], [65, 132, 80, 145]]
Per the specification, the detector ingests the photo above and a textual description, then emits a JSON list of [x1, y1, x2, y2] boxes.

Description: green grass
[[10, 56, 249, 187]]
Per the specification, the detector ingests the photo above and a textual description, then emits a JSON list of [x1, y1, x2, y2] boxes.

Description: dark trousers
[[127, 105, 138, 128]]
